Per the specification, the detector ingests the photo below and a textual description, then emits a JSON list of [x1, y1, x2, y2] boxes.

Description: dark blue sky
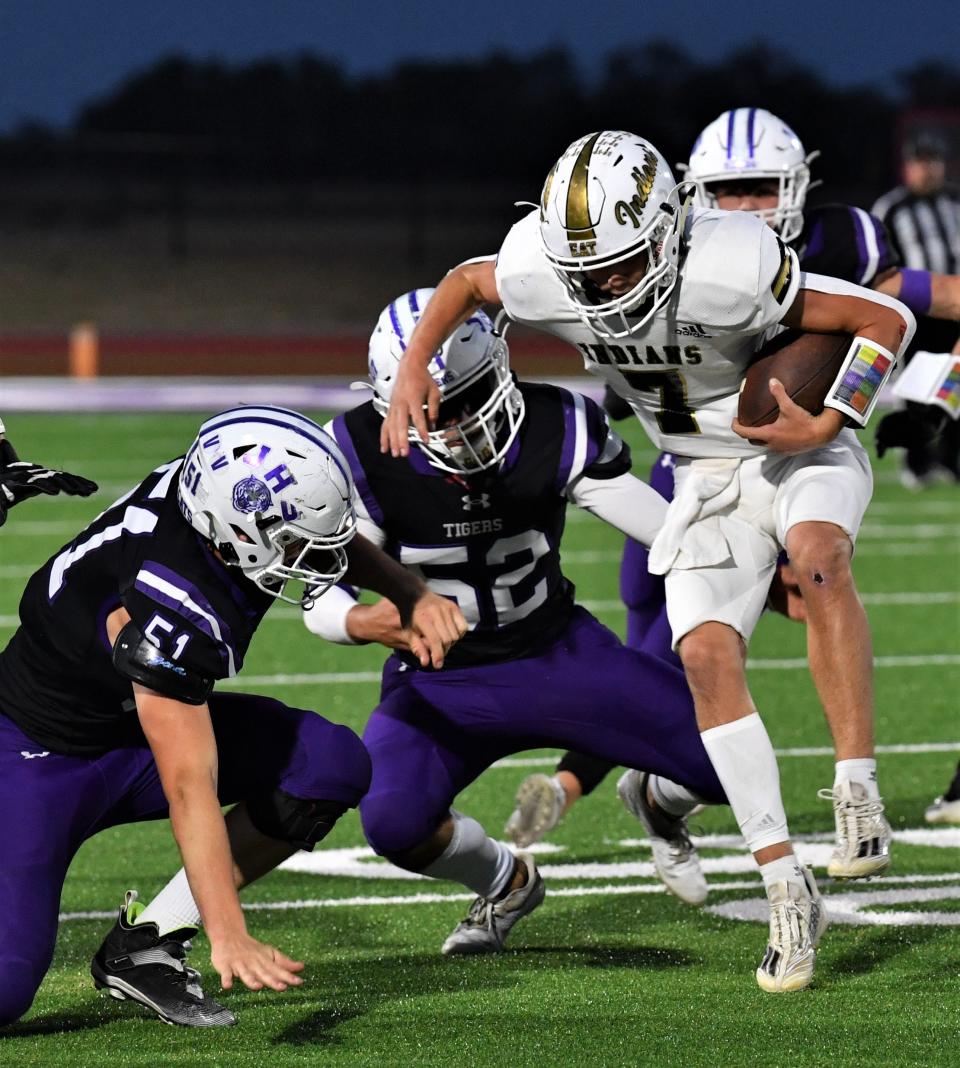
[[0, 0, 953, 133]]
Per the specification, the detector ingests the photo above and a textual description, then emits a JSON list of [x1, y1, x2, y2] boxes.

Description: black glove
[[0, 441, 98, 527], [875, 406, 949, 459]]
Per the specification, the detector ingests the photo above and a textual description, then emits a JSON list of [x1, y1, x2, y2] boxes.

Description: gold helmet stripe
[[565, 133, 601, 240]]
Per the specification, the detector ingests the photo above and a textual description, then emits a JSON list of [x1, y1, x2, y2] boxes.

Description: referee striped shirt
[[871, 186, 960, 274]]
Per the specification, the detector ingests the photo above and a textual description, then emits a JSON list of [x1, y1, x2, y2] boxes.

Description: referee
[[873, 133, 960, 486]]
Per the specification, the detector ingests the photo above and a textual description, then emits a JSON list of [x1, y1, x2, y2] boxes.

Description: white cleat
[[441, 852, 545, 955], [617, 770, 707, 906], [925, 796, 960, 825], [818, 781, 891, 879], [504, 774, 566, 848], [756, 865, 828, 993]]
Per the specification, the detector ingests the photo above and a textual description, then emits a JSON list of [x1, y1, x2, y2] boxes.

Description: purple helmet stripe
[[388, 302, 407, 351], [746, 108, 757, 160], [408, 290, 420, 315], [725, 109, 736, 159], [196, 413, 351, 489]]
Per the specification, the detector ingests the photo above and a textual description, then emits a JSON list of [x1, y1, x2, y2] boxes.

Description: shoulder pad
[[113, 620, 213, 705]]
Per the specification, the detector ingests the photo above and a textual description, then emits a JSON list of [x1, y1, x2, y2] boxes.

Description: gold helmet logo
[[614, 148, 658, 228], [564, 133, 601, 252]]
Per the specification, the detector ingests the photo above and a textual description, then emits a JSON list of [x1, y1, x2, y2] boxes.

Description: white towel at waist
[[648, 457, 742, 574]]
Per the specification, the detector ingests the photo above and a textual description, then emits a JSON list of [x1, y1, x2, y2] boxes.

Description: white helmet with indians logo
[[539, 130, 690, 338]]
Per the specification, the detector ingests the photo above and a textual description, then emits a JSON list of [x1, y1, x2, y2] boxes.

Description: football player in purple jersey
[[137, 290, 731, 993], [0, 405, 464, 1029]]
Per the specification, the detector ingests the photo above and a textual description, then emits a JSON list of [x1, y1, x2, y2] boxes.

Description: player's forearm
[[167, 781, 246, 941], [568, 472, 668, 548], [786, 286, 912, 355], [343, 532, 424, 616], [404, 260, 500, 367], [874, 269, 960, 321]]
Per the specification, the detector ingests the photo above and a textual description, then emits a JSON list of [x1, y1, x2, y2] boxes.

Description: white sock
[[136, 869, 202, 935], [421, 810, 515, 899], [648, 775, 704, 818], [834, 758, 880, 800], [700, 712, 790, 853], [759, 854, 805, 895]]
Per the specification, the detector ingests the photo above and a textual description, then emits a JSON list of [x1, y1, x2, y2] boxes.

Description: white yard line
[[57, 870, 960, 924], [212, 654, 959, 690], [491, 741, 960, 768]]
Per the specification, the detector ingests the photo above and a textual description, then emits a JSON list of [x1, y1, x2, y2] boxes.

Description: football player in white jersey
[[382, 130, 916, 993]]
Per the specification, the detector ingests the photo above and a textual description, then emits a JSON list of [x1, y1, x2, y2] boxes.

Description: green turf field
[[1, 411, 959, 1067]]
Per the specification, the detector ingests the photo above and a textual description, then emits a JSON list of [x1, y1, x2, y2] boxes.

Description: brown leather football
[[738, 330, 852, 427]]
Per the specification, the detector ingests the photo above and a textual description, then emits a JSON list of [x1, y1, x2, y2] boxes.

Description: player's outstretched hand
[[210, 932, 305, 993], [404, 590, 468, 670], [380, 360, 441, 458], [732, 379, 844, 454], [0, 461, 99, 526]]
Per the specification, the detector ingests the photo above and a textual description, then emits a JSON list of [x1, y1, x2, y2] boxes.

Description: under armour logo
[[461, 493, 491, 512], [21, 750, 50, 760]]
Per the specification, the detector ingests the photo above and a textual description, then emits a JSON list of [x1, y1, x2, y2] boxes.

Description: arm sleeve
[[302, 582, 362, 644], [567, 471, 668, 548]]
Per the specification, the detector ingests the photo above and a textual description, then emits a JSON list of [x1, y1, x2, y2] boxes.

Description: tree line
[[2, 42, 958, 194]]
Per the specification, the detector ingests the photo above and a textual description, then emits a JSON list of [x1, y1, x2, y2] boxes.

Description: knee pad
[[247, 790, 350, 851]]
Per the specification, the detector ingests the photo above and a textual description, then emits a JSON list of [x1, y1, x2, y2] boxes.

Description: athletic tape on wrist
[[823, 336, 897, 426], [897, 269, 933, 316]]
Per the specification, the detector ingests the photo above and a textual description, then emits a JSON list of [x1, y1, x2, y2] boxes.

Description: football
[[737, 330, 852, 427]]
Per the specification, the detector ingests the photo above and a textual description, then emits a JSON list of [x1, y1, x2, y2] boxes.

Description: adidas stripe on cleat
[[818, 781, 891, 879], [756, 865, 828, 993]]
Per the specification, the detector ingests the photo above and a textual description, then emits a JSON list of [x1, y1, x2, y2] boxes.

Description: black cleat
[[91, 891, 235, 1027]]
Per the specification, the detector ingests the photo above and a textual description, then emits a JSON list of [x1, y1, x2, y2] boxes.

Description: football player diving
[[514, 108, 960, 851], [0, 405, 465, 1029], [0, 415, 98, 526], [129, 289, 735, 1019], [382, 130, 916, 992]]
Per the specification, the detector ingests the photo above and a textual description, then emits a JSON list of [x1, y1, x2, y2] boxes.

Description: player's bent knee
[[247, 790, 352, 851], [0, 960, 41, 1027], [288, 715, 373, 805], [678, 625, 743, 684], [787, 527, 854, 590], [361, 790, 444, 859]]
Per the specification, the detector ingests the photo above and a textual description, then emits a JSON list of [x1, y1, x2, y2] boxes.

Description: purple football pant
[[621, 451, 679, 667], [0, 693, 370, 1027], [360, 608, 725, 858]]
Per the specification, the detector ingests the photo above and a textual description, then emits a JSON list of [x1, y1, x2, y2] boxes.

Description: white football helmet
[[539, 131, 689, 338], [684, 108, 817, 244], [177, 405, 356, 608], [368, 287, 524, 474]]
